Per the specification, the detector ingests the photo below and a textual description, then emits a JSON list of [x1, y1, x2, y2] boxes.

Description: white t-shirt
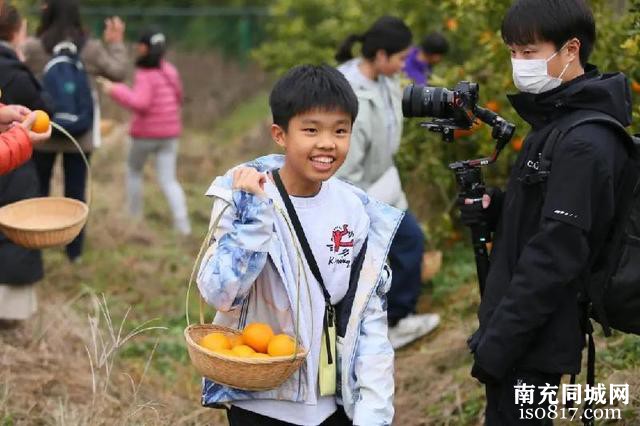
[[234, 177, 369, 425]]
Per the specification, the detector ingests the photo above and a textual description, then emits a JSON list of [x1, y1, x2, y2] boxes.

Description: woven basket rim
[[184, 324, 308, 364], [0, 197, 89, 232]]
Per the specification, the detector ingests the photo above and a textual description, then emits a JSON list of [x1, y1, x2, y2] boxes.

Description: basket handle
[[51, 122, 92, 208], [185, 201, 230, 326], [186, 194, 310, 362]]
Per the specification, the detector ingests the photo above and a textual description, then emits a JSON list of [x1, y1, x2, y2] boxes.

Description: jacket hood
[[0, 43, 18, 60], [508, 65, 633, 129]]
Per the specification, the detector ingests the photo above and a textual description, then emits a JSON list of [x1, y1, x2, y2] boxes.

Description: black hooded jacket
[[0, 43, 53, 285], [469, 66, 632, 379]]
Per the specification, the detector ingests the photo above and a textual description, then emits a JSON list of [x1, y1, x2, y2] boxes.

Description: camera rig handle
[[448, 108, 515, 296], [473, 105, 516, 156]]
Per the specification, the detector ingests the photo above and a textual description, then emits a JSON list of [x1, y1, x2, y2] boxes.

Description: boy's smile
[[271, 109, 352, 196]]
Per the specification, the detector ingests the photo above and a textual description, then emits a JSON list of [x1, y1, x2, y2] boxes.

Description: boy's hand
[[20, 111, 51, 144], [0, 105, 30, 132], [233, 167, 267, 198]]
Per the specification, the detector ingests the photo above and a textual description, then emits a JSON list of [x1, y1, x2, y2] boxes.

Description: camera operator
[[335, 16, 440, 349], [460, 1, 632, 424]]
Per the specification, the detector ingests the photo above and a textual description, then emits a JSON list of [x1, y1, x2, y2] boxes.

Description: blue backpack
[[42, 41, 94, 136]]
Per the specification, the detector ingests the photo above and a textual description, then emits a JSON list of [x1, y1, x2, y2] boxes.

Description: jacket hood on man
[[508, 65, 633, 130]]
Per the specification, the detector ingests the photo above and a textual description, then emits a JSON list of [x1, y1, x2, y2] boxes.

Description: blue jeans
[[33, 151, 90, 261], [387, 211, 425, 325]]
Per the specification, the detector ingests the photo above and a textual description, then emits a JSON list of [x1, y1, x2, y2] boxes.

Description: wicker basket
[[184, 323, 307, 391], [0, 123, 91, 250], [0, 197, 88, 249]]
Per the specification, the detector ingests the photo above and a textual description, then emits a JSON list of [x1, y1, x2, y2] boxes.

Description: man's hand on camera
[[457, 187, 502, 226], [458, 193, 491, 226]]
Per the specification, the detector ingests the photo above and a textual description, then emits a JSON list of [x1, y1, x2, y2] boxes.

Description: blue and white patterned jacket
[[197, 155, 403, 425]]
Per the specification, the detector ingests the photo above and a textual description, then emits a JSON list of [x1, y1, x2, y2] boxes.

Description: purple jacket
[[403, 47, 432, 86], [109, 60, 183, 139]]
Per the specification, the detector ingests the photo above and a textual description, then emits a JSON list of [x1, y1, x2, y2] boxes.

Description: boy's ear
[[271, 124, 287, 149], [565, 38, 581, 62]]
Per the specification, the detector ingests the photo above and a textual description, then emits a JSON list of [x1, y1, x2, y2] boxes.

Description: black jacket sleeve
[[474, 219, 590, 378], [473, 136, 615, 379]]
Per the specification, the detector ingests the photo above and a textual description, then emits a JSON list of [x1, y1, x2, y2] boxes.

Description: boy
[[459, 0, 631, 424], [403, 32, 449, 85], [197, 65, 402, 426]]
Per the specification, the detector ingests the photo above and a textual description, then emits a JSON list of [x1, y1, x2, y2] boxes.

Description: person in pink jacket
[[99, 30, 190, 235]]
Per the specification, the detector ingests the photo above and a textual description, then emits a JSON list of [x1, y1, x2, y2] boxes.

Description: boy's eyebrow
[[298, 118, 352, 125]]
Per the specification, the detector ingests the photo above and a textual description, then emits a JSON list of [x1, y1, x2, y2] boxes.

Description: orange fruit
[[199, 332, 231, 352], [30, 110, 50, 133], [511, 136, 524, 152], [229, 334, 244, 348], [251, 353, 272, 359], [454, 121, 481, 139], [485, 100, 501, 113], [242, 323, 274, 353], [267, 334, 297, 357], [215, 349, 237, 357], [445, 18, 458, 32], [231, 344, 256, 357], [632, 80, 640, 94]]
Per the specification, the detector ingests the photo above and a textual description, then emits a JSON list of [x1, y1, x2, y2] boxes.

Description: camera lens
[[402, 84, 455, 118]]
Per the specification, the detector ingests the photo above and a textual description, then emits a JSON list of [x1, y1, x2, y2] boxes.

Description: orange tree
[[254, 0, 636, 245]]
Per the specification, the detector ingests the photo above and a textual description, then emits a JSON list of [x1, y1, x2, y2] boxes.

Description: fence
[[25, 6, 271, 61]]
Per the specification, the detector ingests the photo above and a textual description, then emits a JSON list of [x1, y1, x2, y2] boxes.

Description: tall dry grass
[[1, 291, 169, 425]]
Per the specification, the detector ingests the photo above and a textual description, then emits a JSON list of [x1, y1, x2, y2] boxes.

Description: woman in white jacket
[[336, 16, 439, 349]]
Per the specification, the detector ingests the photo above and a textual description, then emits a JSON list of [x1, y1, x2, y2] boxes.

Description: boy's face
[[508, 38, 579, 79], [272, 109, 352, 184]]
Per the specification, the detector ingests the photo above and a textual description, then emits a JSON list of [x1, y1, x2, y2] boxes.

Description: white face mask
[[511, 45, 572, 94]]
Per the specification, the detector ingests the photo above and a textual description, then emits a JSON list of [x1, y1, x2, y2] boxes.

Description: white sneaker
[[388, 313, 440, 349]]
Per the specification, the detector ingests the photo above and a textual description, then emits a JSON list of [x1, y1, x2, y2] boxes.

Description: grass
[[210, 90, 270, 144]]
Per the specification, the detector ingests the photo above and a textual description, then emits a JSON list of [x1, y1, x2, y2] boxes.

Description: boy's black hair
[[501, 0, 596, 67], [335, 16, 412, 63], [136, 28, 167, 69], [420, 32, 449, 55], [269, 64, 358, 131]]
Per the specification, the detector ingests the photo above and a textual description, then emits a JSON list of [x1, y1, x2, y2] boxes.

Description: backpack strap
[[538, 110, 635, 176]]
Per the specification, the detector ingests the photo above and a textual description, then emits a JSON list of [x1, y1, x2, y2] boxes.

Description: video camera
[[402, 82, 514, 147], [402, 82, 516, 295]]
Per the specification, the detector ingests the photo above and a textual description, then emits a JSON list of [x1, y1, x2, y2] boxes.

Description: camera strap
[[272, 169, 337, 396]]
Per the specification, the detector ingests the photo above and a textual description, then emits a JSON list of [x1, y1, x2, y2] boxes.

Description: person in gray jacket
[[336, 16, 439, 349], [22, 0, 128, 262]]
